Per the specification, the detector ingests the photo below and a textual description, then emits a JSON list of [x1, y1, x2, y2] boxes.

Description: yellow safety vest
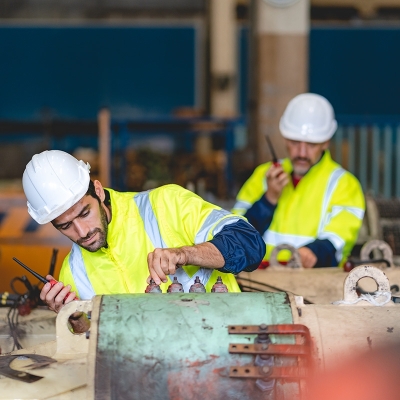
[[232, 151, 365, 266], [59, 184, 242, 299]]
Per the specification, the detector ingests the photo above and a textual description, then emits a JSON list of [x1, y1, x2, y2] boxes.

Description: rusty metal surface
[[228, 322, 313, 398], [92, 292, 294, 400]]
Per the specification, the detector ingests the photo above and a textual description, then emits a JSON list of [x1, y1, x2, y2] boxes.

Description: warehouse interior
[[1, 1, 400, 399], [1, 0, 400, 281]]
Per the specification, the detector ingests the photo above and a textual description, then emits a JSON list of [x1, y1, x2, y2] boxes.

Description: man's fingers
[[42, 281, 71, 313], [268, 166, 283, 179], [168, 260, 177, 275], [64, 290, 77, 304], [40, 282, 51, 301], [147, 248, 184, 285], [160, 252, 170, 275], [147, 252, 160, 284], [148, 249, 168, 284], [277, 176, 290, 189], [298, 247, 317, 268], [45, 281, 63, 303], [53, 285, 72, 312]]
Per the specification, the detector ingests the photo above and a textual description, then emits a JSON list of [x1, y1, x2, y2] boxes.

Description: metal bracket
[[230, 365, 309, 379], [0, 354, 56, 382], [269, 244, 303, 268], [228, 324, 313, 379]]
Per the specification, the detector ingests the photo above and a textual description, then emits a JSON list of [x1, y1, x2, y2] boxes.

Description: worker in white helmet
[[22, 150, 265, 319], [232, 93, 365, 268]]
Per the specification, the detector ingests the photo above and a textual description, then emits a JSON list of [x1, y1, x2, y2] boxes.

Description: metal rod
[[348, 125, 356, 174], [371, 125, 380, 196], [396, 125, 400, 198], [359, 125, 368, 191], [12, 257, 48, 284], [383, 125, 392, 198], [334, 125, 343, 165]]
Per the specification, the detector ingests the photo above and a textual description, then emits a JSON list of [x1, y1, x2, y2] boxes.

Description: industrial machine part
[[0, 250, 61, 352], [238, 266, 400, 304], [144, 279, 162, 293], [0, 307, 55, 354], [1, 265, 399, 400], [360, 239, 394, 268], [239, 239, 400, 304], [0, 354, 56, 382], [211, 276, 228, 292], [360, 196, 400, 265], [343, 257, 390, 272], [167, 277, 184, 293], [269, 243, 303, 269], [188, 276, 206, 293]]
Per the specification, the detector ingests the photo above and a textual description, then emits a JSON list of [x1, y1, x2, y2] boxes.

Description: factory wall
[[1, 24, 399, 122], [0, 22, 399, 195], [0, 24, 199, 120], [309, 26, 400, 120]]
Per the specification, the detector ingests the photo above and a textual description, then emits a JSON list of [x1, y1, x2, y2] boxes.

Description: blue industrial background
[[309, 26, 400, 121], [0, 23, 399, 196], [0, 25, 399, 121], [0, 25, 197, 120]]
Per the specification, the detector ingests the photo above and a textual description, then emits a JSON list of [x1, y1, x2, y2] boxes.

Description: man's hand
[[147, 248, 188, 285], [39, 275, 77, 313], [298, 247, 317, 268], [147, 243, 225, 285], [265, 164, 289, 204]]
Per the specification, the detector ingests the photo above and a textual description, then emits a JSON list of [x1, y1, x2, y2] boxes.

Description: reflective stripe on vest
[[70, 243, 96, 300], [263, 231, 316, 248], [134, 190, 239, 292], [195, 207, 239, 243], [317, 168, 346, 234], [232, 200, 252, 213], [264, 167, 351, 262], [70, 190, 241, 297]]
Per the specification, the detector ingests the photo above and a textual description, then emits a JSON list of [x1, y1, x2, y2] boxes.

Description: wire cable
[[7, 301, 23, 350], [236, 276, 314, 304]]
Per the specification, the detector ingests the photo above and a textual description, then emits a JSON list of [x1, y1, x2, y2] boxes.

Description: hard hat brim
[[279, 119, 337, 144]]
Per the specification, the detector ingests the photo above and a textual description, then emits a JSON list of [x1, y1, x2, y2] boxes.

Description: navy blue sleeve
[[244, 194, 276, 234], [209, 219, 266, 274], [304, 239, 337, 267]]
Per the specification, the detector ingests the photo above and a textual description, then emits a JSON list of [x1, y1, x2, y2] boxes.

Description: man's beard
[[77, 205, 109, 252], [292, 157, 312, 177]]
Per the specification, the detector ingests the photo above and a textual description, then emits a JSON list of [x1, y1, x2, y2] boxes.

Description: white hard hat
[[279, 93, 337, 143], [22, 150, 91, 224]]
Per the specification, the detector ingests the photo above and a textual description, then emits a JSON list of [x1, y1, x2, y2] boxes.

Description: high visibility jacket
[[232, 151, 365, 266], [59, 184, 243, 299]]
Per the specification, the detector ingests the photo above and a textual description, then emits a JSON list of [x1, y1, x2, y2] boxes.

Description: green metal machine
[[91, 292, 299, 400]]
